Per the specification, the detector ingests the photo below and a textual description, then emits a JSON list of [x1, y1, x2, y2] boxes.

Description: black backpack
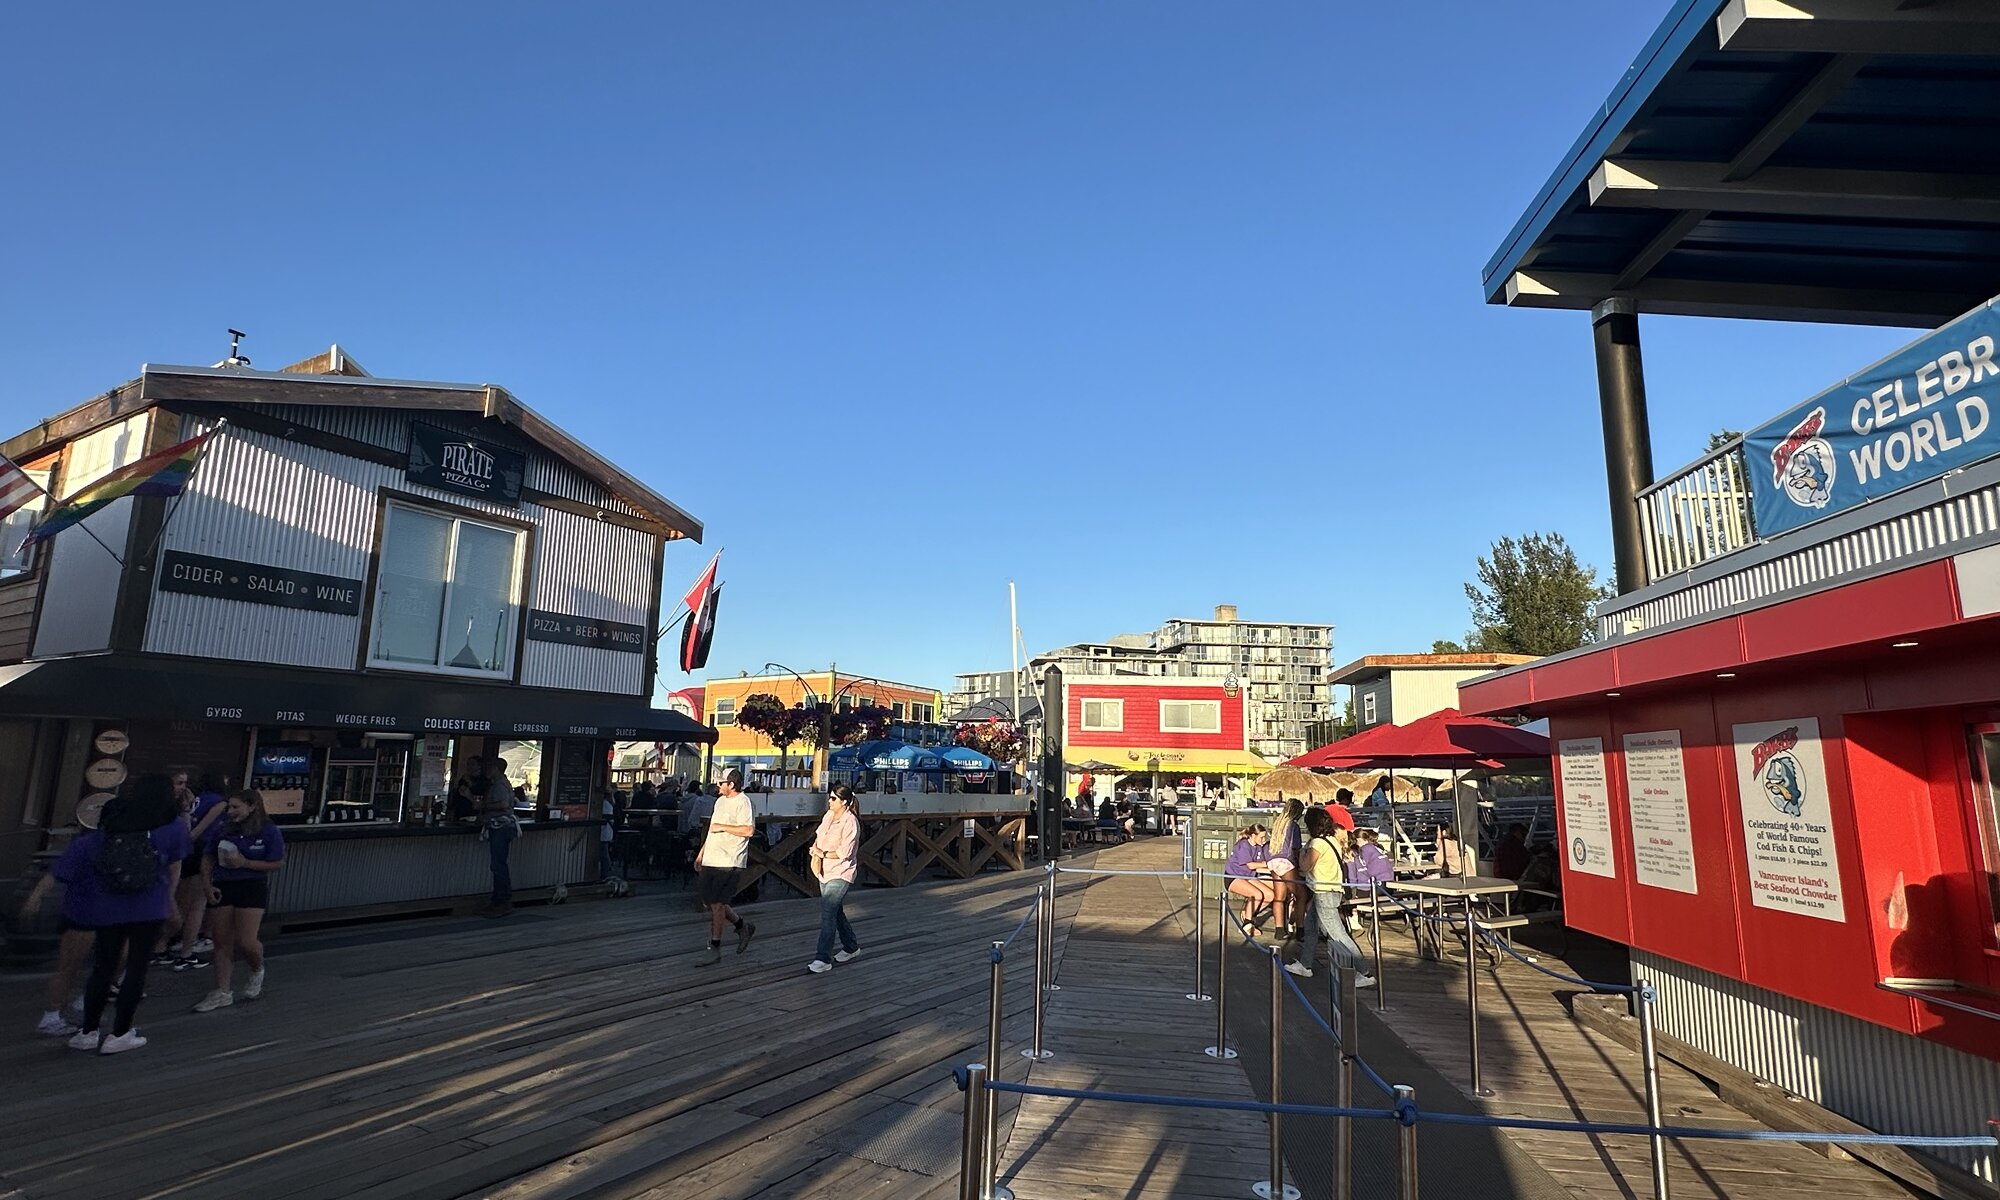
[[94, 830, 162, 894]]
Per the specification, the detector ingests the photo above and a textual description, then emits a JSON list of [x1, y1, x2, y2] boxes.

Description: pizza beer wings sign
[[1745, 296, 2000, 538]]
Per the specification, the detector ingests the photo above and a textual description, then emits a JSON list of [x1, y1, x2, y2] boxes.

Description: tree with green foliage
[[1430, 639, 1467, 654], [1462, 532, 1612, 657]]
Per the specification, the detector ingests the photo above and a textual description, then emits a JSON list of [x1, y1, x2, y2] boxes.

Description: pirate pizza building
[[0, 344, 713, 922], [1464, 4, 2000, 1186]]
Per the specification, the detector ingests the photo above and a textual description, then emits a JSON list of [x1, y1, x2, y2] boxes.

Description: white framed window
[[1080, 699, 1123, 731], [713, 698, 736, 726], [893, 702, 906, 719], [368, 502, 525, 678], [1362, 693, 1378, 724], [0, 465, 53, 578], [1159, 700, 1220, 734]]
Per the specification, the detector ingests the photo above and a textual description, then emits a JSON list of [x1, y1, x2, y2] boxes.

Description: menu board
[[1732, 717, 1846, 922], [553, 738, 595, 819], [1556, 737, 1616, 878], [1622, 730, 1698, 894]]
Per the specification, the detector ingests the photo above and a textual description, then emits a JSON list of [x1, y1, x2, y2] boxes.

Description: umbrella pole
[[1453, 767, 1464, 878]]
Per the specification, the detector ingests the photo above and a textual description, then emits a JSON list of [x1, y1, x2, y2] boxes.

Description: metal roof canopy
[[1484, 0, 2000, 329]]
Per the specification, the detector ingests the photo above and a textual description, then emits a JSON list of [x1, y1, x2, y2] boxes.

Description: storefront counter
[[270, 820, 601, 922]]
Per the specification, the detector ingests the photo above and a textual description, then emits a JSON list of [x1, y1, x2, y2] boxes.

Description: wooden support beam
[[1591, 160, 2000, 223], [1716, 0, 2000, 55]]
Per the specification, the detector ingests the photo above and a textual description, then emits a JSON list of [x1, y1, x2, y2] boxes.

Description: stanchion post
[[1368, 884, 1387, 1012], [1465, 894, 1492, 1097], [959, 1064, 988, 1200], [1395, 1085, 1419, 1200], [1636, 979, 1670, 1200], [1188, 869, 1211, 1002], [1044, 868, 1060, 993], [1205, 891, 1236, 1060], [1336, 965, 1357, 1200], [983, 943, 1014, 1200], [1024, 896, 1052, 1061], [1252, 949, 1297, 1200]]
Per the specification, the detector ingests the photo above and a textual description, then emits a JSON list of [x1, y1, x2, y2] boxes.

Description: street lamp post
[[761, 661, 823, 783], [763, 662, 884, 790]]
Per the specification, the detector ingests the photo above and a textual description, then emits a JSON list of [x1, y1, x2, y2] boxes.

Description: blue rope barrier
[[1474, 927, 1638, 994], [972, 1072, 1995, 1149], [995, 893, 1040, 955], [1273, 948, 1401, 1099], [1353, 1053, 1397, 1101]]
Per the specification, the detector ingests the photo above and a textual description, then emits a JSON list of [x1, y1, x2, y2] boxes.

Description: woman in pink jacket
[[806, 783, 863, 974]]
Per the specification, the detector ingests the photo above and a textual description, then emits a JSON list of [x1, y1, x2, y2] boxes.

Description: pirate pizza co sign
[[1744, 297, 2000, 538], [407, 424, 525, 506]]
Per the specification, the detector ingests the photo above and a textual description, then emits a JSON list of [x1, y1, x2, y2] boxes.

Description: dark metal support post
[[960, 1064, 988, 1200], [1592, 297, 1656, 595], [984, 943, 1013, 1200], [1024, 895, 1051, 1062], [1255, 950, 1298, 1200], [1188, 867, 1210, 1002], [1205, 892, 1236, 1060], [1636, 980, 1669, 1200]]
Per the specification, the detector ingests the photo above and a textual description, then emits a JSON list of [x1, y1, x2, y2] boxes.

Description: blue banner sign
[[1745, 297, 2000, 538]]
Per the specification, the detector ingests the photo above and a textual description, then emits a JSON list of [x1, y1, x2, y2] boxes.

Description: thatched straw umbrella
[[1249, 766, 1342, 804]]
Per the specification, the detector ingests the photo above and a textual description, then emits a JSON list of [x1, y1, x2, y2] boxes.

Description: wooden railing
[[744, 811, 1029, 896]]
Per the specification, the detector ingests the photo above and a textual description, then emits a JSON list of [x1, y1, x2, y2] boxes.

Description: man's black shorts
[[697, 866, 743, 907]]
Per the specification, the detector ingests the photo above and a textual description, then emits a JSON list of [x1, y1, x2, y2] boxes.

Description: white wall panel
[[34, 414, 151, 657]]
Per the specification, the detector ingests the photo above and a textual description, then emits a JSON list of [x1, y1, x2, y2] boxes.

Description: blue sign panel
[[1744, 297, 2000, 538]]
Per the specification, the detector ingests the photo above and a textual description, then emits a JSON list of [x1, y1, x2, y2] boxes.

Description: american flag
[[0, 455, 45, 522]]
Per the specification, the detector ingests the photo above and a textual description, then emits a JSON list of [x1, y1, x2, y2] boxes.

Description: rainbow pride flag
[[28, 431, 214, 544]]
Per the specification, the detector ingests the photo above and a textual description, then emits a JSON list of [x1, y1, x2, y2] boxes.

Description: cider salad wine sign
[[1557, 737, 1616, 878], [1621, 729, 1698, 895], [1732, 717, 1846, 922]]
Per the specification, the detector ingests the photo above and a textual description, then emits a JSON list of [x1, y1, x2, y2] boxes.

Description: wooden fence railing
[[744, 812, 1029, 896]]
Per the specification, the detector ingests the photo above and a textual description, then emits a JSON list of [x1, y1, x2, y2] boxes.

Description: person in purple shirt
[[1223, 824, 1277, 935], [194, 789, 286, 1013], [54, 774, 191, 1055], [1345, 827, 1395, 889], [156, 769, 228, 970]]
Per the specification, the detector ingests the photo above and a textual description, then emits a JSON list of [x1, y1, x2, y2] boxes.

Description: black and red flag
[[677, 552, 721, 673]]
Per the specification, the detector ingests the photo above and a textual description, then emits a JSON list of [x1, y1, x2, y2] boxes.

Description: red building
[[1059, 678, 1268, 782], [1472, 5, 2000, 1184]]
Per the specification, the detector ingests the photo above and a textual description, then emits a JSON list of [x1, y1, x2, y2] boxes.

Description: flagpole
[[14, 470, 125, 567], [133, 419, 227, 569]]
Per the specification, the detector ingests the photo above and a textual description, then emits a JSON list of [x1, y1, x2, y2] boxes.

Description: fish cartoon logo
[[1769, 407, 1836, 511], [1751, 725, 1806, 817]]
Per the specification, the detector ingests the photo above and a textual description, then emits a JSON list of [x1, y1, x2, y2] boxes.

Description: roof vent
[[1214, 604, 1237, 623], [212, 328, 252, 370]]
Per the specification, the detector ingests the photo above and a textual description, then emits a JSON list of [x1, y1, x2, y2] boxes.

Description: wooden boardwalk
[[0, 862, 1054, 1200]]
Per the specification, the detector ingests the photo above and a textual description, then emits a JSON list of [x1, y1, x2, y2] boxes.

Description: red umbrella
[[1288, 708, 1547, 771]]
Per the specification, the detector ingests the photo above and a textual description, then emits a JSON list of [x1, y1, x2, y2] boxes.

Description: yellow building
[[705, 670, 942, 769]]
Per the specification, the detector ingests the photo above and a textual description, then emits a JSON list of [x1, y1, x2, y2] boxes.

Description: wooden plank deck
[[0, 860, 1055, 1200]]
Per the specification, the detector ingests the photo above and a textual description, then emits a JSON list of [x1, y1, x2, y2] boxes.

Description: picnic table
[[1388, 874, 1520, 961]]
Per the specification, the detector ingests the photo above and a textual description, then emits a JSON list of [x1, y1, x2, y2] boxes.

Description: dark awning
[[0, 655, 717, 744]]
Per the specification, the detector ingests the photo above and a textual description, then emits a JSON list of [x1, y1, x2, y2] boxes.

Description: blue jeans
[[488, 821, 517, 904], [1295, 889, 1366, 972], [816, 877, 858, 963]]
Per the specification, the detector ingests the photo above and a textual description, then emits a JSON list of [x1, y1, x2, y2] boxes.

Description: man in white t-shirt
[[696, 769, 757, 964]]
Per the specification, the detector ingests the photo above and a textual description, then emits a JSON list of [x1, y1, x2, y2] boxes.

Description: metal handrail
[[1634, 437, 1759, 584]]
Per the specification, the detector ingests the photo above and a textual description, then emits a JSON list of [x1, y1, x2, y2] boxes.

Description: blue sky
[[0, 2, 1912, 698]]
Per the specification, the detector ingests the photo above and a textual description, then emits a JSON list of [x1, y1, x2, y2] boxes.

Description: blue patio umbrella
[[938, 746, 995, 772], [873, 742, 943, 771]]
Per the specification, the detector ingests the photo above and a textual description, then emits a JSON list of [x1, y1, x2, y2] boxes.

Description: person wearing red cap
[[1322, 788, 1357, 833]]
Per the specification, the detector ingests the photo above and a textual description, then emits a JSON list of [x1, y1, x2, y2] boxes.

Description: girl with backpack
[[193, 790, 285, 1013], [53, 774, 191, 1054], [1282, 807, 1374, 987]]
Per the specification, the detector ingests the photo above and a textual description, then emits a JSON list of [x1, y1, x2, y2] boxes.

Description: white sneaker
[[1283, 960, 1313, 978], [244, 968, 265, 1000], [36, 1011, 79, 1037], [834, 948, 860, 964], [808, 960, 833, 974], [98, 1030, 147, 1055], [66, 1030, 101, 1052], [191, 937, 214, 954], [193, 990, 234, 1013], [1355, 974, 1378, 988]]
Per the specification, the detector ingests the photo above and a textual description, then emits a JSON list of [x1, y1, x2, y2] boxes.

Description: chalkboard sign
[[554, 738, 596, 817]]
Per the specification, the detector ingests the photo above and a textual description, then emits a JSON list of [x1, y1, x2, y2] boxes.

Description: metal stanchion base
[[1203, 1046, 1239, 1060], [988, 1186, 1016, 1200], [1020, 1048, 1053, 1061], [1185, 992, 1213, 1002], [1251, 1182, 1299, 1200], [1473, 1087, 1496, 1098]]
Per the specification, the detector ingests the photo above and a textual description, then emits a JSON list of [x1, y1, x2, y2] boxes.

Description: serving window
[[368, 502, 525, 678]]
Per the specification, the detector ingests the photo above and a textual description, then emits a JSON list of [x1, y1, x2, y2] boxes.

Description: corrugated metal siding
[[244, 403, 645, 518], [34, 414, 151, 657], [269, 826, 595, 913], [1604, 474, 2000, 639], [1634, 949, 2000, 1182], [145, 420, 656, 692], [145, 416, 374, 668]]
